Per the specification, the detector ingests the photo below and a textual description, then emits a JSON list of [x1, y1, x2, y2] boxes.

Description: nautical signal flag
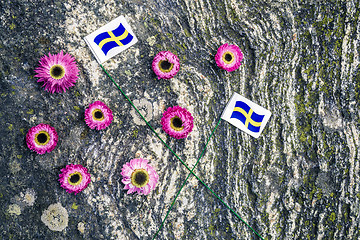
[[84, 16, 138, 63], [221, 92, 271, 138]]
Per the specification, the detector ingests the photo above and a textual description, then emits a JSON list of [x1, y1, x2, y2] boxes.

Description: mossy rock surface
[[1, 0, 360, 239]]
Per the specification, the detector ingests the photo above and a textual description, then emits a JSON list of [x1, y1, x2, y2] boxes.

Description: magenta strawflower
[[34, 51, 79, 93], [26, 123, 58, 154], [215, 43, 243, 72], [84, 101, 113, 130], [152, 51, 180, 79], [121, 158, 159, 195], [58, 164, 91, 195], [161, 106, 194, 139]]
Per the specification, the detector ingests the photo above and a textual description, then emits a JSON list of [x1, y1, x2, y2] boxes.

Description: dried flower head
[[26, 123, 58, 154], [215, 43, 243, 72], [35, 51, 79, 93], [58, 164, 91, 195], [161, 106, 194, 139], [152, 51, 180, 79], [84, 101, 113, 130], [121, 158, 159, 195]]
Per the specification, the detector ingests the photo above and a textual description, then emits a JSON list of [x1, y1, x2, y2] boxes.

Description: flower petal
[[84, 101, 113, 130], [215, 44, 243, 72], [161, 106, 193, 139], [152, 51, 180, 79], [58, 164, 91, 195], [121, 158, 158, 195], [34, 51, 79, 93]]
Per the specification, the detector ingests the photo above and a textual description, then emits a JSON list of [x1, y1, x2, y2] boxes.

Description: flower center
[[92, 109, 104, 121], [131, 169, 149, 188], [170, 116, 184, 131], [68, 172, 82, 186], [159, 60, 174, 73], [222, 52, 235, 64], [35, 131, 50, 145], [49, 64, 65, 79]]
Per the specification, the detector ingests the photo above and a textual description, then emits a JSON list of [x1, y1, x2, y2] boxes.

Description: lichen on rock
[[20, 188, 37, 207], [41, 203, 68, 232], [7, 204, 21, 216], [130, 98, 153, 126]]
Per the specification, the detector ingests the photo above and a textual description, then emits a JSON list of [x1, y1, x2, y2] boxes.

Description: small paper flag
[[221, 92, 271, 138], [84, 16, 138, 63]]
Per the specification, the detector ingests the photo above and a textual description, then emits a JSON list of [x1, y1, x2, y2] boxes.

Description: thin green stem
[[152, 118, 221, 240], [100, 65, 264, 240]]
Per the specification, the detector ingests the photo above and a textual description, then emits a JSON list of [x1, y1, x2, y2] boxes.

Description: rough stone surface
[[1, 0, 360, 239]]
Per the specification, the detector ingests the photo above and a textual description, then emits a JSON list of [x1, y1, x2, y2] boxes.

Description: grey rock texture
[[1, 0, 360, 239]]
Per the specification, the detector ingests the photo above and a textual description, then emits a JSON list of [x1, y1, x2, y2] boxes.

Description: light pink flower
[[152, 51, 180, 79], [34, 51, 79, 93], [58, 164, 91, 195], [215, 43, 243, 72], [161, 106, 193, 139], [26, 123, 58, 154], [84, 101, 113, 130], [121, 158, 159, 195]]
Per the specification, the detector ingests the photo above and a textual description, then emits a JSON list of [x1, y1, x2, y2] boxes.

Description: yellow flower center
[[49, 64, 65, 80], [158, 60, 174, 73], [68, 172, 82, 186], [92, 109, 104, 121], [35, 131, 50, 146], [131, 169, 149, 188], [170, 116, 184, 131], [222, 52, 234, 64]]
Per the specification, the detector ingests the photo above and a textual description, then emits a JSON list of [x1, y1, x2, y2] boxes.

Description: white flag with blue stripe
[[84, 16, 138, 63], [221, 92, 271, 138]]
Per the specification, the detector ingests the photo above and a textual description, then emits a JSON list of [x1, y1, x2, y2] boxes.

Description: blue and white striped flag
[[221, 92, 271, 138], [84, 16, 138, 63]]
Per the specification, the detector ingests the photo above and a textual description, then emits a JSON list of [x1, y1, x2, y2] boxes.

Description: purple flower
[[85, 101, 113, 130], [215, 44, 243, 72], [58, 164, 91, 195], [161, 106, 194, 139], [152, 51, 180, 79], [121, 158, 159, 195], [26, 123, 58, 154], [34, 51, 79, 93]]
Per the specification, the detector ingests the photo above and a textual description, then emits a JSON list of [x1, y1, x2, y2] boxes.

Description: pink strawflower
[[58, 164, 91, 195], [152, 51, 180, 79], [215, 43, 243, 72], [161, 106, 194, 139], [121, 158, 159, 195], [26, 123, 58, 154], [84, 101, 113, 130], [34, 51, 79, 93]]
